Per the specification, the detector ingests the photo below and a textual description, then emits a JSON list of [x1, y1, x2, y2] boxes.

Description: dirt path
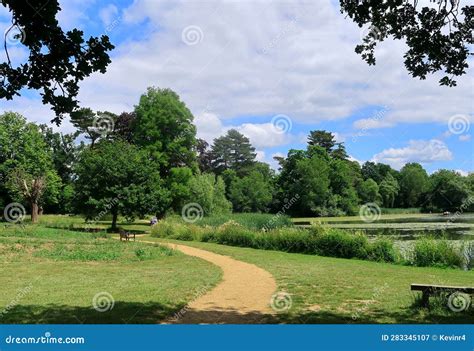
[[141, 240, 277, 324]]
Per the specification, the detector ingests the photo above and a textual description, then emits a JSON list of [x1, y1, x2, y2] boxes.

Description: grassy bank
[[0, 224, 221, 323], [140, 236, 474, 323]]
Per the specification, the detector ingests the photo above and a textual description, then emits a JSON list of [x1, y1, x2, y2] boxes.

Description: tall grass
[[411, 237, 464, 268], [152, 220, 398, 263], [176, 213, 293, 230]]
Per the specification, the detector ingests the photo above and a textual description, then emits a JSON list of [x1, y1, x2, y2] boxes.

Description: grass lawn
[[139, 236, 474, 324], [0, 225, 221, 323]]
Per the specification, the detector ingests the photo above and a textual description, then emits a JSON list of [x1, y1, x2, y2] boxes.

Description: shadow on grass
[[1, 303, 472, 324], [0, 301, 185, 324]]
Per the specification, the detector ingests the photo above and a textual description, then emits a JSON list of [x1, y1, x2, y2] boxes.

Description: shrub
[[191, 213, 293, 230], [368, 238, 398, 263], [313, 230, 369, 259], [411, 238, 463, 268]]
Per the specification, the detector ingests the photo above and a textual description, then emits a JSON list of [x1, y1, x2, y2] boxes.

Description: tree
[[427, 170, 470, 211], [166, 167, 193, 212], [113, 112, 136, 143], [308, 130, 337, 153], [286, 156, 331, 216], [196, 138, 213, 173], [1, 0, 114, 121], [132, 87, 197, 174], [186, 173, 231, 216], [329, 158, 359, 215], [74, 140, 170, 230], [379, 173, 399, 208], [70, 108, 116, 147], [228, 170, 274, 212], [0, 112, 60, 222], [398, 163, 429, 207], [357, 178, 381, 204], [340, 0, 473, 87], [210, 129, 256, 175]]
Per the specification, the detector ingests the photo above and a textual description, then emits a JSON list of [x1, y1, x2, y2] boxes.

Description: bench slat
[[411, 284, 474, 293]]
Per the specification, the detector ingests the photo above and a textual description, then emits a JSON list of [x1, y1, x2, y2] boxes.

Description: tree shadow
[[1, 303, 472, 324]]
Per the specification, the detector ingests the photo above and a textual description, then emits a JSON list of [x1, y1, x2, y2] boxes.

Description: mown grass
[[140, 236, 474, 324], [0, 224, 222, 323]]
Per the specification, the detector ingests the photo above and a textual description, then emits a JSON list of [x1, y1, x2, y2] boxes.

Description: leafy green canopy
[[340, 0, 473, 86], [1, 1, 114, 122], [74, 140, 170, 229]]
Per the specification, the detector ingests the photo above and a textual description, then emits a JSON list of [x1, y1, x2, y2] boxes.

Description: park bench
[[411, 283, 474, 308], [119, 228, 135, 242]]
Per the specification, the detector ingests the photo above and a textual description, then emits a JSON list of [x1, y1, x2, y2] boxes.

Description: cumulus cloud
[[372, 139, 453, 170], [459, 134, 471, 142]]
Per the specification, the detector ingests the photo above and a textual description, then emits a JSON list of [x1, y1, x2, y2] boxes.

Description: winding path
[[141, 240, 277, 324]]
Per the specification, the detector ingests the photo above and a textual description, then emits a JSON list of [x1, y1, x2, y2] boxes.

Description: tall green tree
[[0, 112, 61, 222], [398, 163, 430, 207], [210, 129, 256, 175], [228, 169, 274, 213], [379, 173, 399, 208], [186, 173, 232, 216], [427, 170, 470, 211], [357, 178, 381, 204], [132, 87, 197, 174], [74, 140, 170, 230]]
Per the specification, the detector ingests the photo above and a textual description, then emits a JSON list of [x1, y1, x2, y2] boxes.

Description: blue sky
[[1, 0, 472, 173]]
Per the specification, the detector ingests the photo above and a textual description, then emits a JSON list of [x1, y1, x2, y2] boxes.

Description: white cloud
[[455, 169, 469, 177], [194, 112, 293, 148], [372, 139, 453, 170], [459, 134, 471, 142], [353, 118, 395, 130], [99, 4, 119, 27]]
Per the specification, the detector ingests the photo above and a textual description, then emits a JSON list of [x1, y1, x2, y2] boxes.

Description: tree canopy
[[1, 0, 114, 122]]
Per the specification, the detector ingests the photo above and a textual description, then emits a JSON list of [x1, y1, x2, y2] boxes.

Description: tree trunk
[[31, 202, 39, 223], [38, 206, 44, 216], [111, 209, 118, 232]]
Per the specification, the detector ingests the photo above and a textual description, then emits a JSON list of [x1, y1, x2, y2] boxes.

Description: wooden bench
[[411, 284, 474, 307], [119, 229, 135, 242]]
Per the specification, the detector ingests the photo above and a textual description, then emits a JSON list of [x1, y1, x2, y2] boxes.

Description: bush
[[313, 230, 369, 259], [368, 238, 398, 263], [411, 238, 463, 268]]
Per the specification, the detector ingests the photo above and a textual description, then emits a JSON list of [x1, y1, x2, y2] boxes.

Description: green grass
[[140, 236, 474, 323], [0, 224, 222, 323]]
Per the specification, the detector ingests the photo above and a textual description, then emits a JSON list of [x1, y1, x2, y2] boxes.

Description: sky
[[1, 0, 473, 174]]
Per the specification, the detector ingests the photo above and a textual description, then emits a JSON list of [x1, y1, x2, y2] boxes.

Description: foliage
[[0, 0, 114, 120], [399, 163, 429, 207], [411, 237, 464, 268], [0, 112, 61, 221], [151, 218, 399, 264], [178, 212, 293, 230], [186, 173, 232, 216], [73, 140, 170, 229], [228, 169, 273, 212], [132, 87, 197, 174], [340, 0, 473, 86], [210, 129, 256, 175]]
